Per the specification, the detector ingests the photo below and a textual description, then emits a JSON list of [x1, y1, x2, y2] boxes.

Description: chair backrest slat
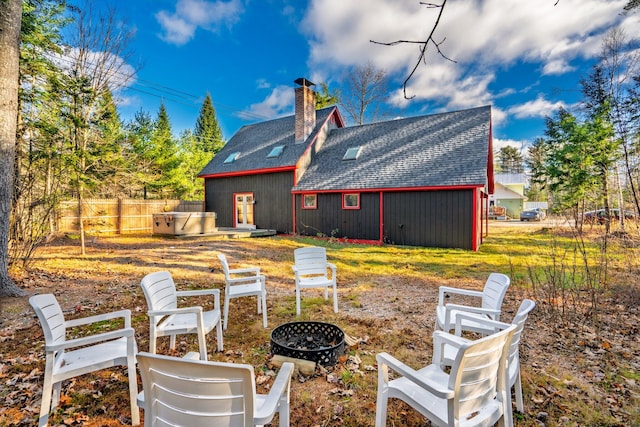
[[141, 271, 178, 311], [294, 247, 329, 277], [138, 352, 256, 427], [481, 272, 510, 312], [217, 254, 231, 280], [30, 294, 66, 345], [507, 299, 536, 369], [450, 323, 516, 421]]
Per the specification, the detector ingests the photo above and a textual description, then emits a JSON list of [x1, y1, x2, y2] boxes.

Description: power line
[[49, 51, 273, 122]]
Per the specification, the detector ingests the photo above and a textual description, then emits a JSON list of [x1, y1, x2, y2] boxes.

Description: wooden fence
[[58, 199, 204, 235]]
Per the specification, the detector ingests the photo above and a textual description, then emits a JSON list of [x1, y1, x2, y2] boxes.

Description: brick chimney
[[294, 77, 316, 143]]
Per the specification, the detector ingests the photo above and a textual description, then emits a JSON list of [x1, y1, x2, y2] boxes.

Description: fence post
[[118, 198, 123, 235]]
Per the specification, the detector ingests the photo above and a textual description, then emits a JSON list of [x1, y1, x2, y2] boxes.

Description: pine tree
[[149, 102, 180, 198], [194, 93, 224, 154]]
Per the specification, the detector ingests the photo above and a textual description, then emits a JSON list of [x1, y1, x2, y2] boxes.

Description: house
[[490, 173, 527, 219], [199, 79, 494, 250]]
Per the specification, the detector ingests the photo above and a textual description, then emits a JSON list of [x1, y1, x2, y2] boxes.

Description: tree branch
[[370, 0, 453, 99]]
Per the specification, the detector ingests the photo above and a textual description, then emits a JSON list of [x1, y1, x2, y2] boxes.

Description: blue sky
[[102, 0, 638, 153]]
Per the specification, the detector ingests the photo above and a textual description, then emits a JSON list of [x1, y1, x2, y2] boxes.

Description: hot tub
[[152, 212, 217, 235]]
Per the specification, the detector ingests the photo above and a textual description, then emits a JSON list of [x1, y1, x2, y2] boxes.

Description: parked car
[[583, 209, 637, 224], [520, 209, 543, 221]]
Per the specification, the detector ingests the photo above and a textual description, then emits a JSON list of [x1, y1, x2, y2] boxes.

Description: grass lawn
[[1, 221, 639, 426]]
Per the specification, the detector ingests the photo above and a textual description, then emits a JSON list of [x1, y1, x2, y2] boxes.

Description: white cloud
[[508, 95, 567, 119], [237, 85, 294, 120], [302, 0, 629, 110], [493, 138, 527, 153], [156, 0, 243, 45]]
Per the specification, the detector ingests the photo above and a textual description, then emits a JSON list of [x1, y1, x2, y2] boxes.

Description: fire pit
[[270, 321, 345, 366]]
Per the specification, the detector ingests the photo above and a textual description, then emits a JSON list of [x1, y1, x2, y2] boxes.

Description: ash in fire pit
[[271, 321, 345, 366]]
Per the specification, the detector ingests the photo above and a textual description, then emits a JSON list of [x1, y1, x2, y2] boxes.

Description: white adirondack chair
[[217, 253, 267, 330], [137, 351, 294, 427], [140, 271, 223, 360], [434, 299, 537, 414], [292, 246, 338, 315], [435, 272, 511, 333], [29, 294, 140, 427], [376, 324, 517, 427]]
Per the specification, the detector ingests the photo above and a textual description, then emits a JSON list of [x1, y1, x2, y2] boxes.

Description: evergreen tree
[[149, 102, 180, 198], [194, 93, 224, 154], [11, 0, 68, 267], [497, 146, 524, 173], [126, 110, 155, 198], [525, 138, 549, 203], [315, 83, 340, 109]]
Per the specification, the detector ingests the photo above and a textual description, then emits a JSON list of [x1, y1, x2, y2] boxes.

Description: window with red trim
[[342, 193, 360, 209], [302, 194, 317, 209]]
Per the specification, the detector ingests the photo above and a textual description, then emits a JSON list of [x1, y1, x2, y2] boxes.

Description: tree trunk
[[0, 0, 26, 297]]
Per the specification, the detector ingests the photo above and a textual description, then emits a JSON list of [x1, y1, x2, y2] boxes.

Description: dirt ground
[[1, 232, 639, 426]]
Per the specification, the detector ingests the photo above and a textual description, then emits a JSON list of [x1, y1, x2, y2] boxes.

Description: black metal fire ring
[[270, 321, 345, 367]]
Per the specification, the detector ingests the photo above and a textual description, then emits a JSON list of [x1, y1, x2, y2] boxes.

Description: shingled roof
[[198, 106, 337, 177], [292, 105, 492, 192]]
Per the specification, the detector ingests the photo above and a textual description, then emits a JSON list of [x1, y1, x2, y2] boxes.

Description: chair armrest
[[176, 289, 219, 298], [327, 262, 337, 277], [46, 327, 135, 352], [444, 303, 500, 317], [148, 306, 203, 317], [228, 267, 261, 276], [376, 352, 454, 399], [438, 285, 483, 306], [65, 309, 132, 329], [442, 303, 501, 332], [256, 362, 294, 422], [176, 288, 221, 311], [453, 313, 510, 336], [432, 330, 469, 367], [227, 275, 264, 285]]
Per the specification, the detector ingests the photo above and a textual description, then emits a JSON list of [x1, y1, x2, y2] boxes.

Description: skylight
[[224, 152, 240, 164], [343, 146, 362, 161], [267, 145, 285, 158]]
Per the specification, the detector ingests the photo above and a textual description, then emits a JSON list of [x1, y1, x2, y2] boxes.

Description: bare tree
[[340, 62, 389, 125], [370, 1, 453, 99], [0, 0, 26, 297], [57, 3, 136, 255]]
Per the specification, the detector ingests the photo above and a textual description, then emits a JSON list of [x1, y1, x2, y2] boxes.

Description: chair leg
[[256, 291, 262, 314], [332, 283, 338, 313], [127, 354, 140, 426], [38, 367, 54, 427], [149, 324, 157, 354], [295, 287, 301, 316], [197, 328, 208, 361], [501, 387, 514, 427], [261, 292, 268, 328], [223, 295, 230, 330], [278, 392, 290, 427], [216, 318, 224, 352], [51, 382, 61, 410], [374, 389, 389, 427], [514, 370, 524, 412], [169, 334, 176, 350]]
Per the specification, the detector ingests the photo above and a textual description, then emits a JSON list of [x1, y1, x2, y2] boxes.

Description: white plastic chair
[[292, 246, 338, 315], [217, 253, 267, 330], [137, 351, 294, 427], [435, 272, 511, 333], [140, 271, 223, 360], [376, 324, 517, 427], [434, 299, 537, 415], [29, 294, 140, 427]]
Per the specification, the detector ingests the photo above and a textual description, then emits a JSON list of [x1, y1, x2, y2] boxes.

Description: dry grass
[[1, 223, 639, 426]]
